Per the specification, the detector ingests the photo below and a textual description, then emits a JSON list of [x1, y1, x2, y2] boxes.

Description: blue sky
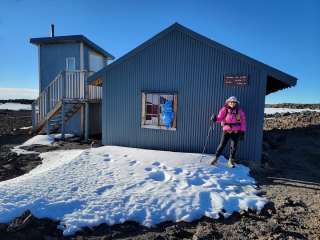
[[0, 0, 319, 103]]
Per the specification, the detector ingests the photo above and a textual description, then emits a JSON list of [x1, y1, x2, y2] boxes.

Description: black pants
[[215, 131, 240, 159]]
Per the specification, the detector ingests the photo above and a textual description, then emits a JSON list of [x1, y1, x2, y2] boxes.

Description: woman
[[210, 96, 246, 168]]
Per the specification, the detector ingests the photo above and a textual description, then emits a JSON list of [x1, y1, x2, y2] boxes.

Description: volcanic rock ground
[[0, 105, 319, 240]]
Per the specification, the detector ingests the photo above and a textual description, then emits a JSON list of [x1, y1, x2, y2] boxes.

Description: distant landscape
[[0, 99, 34, 104], [1, 99, 319, 109]]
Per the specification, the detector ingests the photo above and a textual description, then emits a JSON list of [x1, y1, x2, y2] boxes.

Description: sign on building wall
[[224, 75, 248, 86]]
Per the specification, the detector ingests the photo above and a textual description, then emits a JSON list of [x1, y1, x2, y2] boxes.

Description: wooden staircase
[[32, 70, 102, 138], [37, 102, 83, 134]]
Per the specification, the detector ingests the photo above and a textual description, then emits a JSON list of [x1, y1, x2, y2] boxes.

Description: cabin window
[[66, 57, 76, 71], [141, 92, 177, 130]]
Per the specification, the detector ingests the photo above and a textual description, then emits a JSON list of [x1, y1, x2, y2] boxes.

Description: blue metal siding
[[39, 43, 82, 135], [39, 43, 80, 91], [102, 30, 266, 162], [89, 103, 102, 135], [83, 45, 89, 71], [84, 46, 108, 73]]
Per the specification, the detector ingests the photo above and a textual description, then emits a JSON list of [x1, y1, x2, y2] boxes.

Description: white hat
[[225, 96, 239, 104]]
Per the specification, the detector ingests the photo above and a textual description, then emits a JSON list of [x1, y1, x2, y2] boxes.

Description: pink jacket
[[216, 106, 246, 132]]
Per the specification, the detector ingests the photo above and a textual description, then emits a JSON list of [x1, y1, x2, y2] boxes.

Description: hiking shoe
[[210, 155, 218, 165], [7, 210, 33, 232], [227, 158, 236, 168]]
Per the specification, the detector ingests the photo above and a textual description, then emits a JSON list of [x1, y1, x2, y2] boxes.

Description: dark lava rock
[[164, 225, 192, 239], [192, 222, 222, 240]]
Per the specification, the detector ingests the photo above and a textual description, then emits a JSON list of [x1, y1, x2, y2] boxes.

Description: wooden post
[[32, 101, 36, 133], [141, 93, 146, 127], [84, 102, 89, 142], [45, 90, 50, 135], [172, 95, 178, 129], [62, 71, 66, 99], [61, 101, 65, 140]]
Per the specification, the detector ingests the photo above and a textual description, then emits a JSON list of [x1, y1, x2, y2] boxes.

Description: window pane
[[160, 95, 166, 104], [146, 105, 153, 114], [152, 105, 159, 114], [152, 94, 159, 104], [146, 94, 153, 104], [145, 115, 158, 125], [159, 94, 174, 127], [66, 57, 76, 71], [142, 92, 177, 129]]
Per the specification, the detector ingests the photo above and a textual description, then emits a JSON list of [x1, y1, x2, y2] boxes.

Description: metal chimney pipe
[[51, 24, 55, 37]]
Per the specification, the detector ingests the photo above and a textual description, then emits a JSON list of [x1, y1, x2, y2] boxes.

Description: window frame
[[141, 92, 177, 131], [66, 57, 76, 71]]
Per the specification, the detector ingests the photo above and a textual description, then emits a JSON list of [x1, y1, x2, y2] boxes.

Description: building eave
[[96, 22, 297, 93], [30, 35, 115, 60]]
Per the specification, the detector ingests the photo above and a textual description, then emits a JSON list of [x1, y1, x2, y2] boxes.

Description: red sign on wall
[[224, 75, 248, 86]]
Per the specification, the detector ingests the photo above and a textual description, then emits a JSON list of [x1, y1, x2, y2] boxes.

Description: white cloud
[[0, 88, 38, 100]]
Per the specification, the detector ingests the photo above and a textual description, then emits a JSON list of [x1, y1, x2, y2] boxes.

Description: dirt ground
[[0, 108, 319, 240]]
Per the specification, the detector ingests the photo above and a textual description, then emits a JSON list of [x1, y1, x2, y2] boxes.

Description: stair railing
[[32, 70, 103, 132]]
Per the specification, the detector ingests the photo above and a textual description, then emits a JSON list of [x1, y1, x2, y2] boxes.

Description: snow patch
[[19, 126, 32, 130], [12, 134, 74, 155], [264, 107, 320, 114], [0, 146, 267, 235], [0, 103, 31, 111]]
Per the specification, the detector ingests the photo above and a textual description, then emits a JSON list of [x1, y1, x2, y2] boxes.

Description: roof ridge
[[88, 22, 296, 89]]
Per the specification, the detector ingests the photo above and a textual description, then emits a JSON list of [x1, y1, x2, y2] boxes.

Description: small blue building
[[30, 28, 114, 138], [32, 23, 297, 163]]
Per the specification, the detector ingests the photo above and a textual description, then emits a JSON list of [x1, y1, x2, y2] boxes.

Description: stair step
[[36, 100, 84, 133], [50, 119, 61, 123]]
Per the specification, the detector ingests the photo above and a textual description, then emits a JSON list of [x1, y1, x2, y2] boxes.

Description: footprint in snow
[[95, 185, 114, 195], [102, 154, 112, 161], [187, 176, 206, 186], [144, 167, 152, 172], [70, 186, 78, 192], [173, 167, 183, 174], [147, 170, 171, 182], [152, 162, 161, 166], [128, 160, 138, 166]]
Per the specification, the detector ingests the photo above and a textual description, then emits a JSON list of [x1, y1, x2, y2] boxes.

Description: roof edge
[[87, 68, 105, 85], [96, 22, 297, 89], [30, 35, 115, 60], [171, 23, 297, 87]]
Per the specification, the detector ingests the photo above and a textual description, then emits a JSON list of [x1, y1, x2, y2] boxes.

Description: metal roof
[[88, 23, 297, 92], [30, 35, 115, 60]]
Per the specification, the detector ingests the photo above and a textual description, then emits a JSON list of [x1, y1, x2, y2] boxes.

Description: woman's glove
[[239, 131, 245, 140], [210, 113, 217, 122]]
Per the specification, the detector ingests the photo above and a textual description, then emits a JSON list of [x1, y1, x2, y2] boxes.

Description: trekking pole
[[200, 119, 215, 162]]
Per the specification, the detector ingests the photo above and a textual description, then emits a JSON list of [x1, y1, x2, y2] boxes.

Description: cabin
[[31, 25, 114, 139], [31, 23, 297, 163]]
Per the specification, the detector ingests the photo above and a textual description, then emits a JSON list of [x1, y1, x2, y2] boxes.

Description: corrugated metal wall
[[40, 43, 80, 91], [89, 103, 102, 135], [102, 30, 267, 162]]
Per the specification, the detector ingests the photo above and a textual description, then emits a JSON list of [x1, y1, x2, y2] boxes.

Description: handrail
[[32, 70, 103, 132]]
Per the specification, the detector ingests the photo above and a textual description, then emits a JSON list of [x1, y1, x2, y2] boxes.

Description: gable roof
[[30, 35, 115, 60], [89, 23, 297, 93]]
